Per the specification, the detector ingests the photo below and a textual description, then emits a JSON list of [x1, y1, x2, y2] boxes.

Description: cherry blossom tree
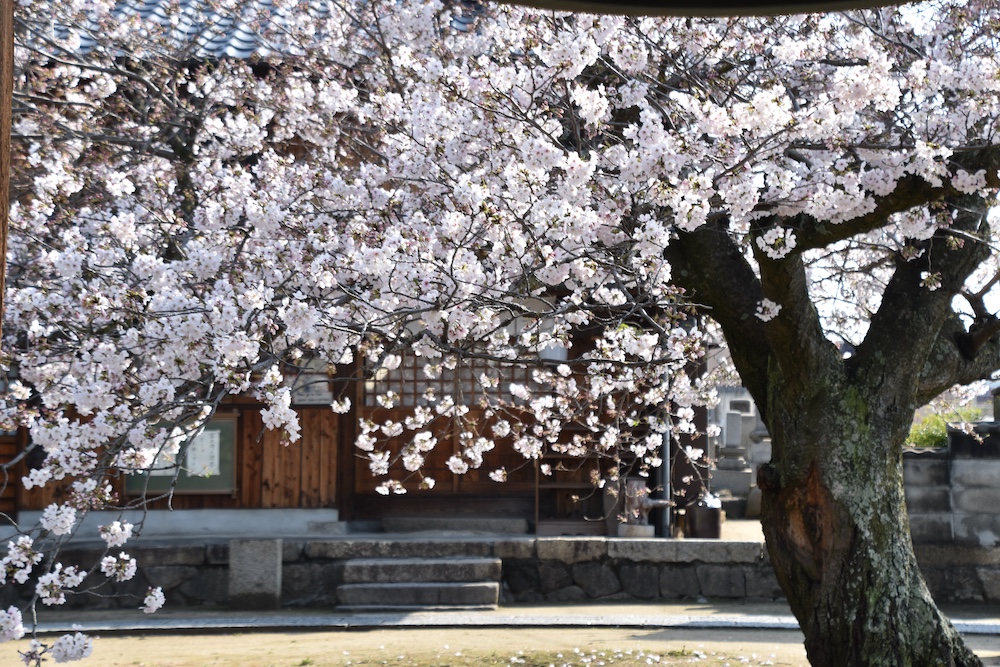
[[2, 0, 1000, 665]]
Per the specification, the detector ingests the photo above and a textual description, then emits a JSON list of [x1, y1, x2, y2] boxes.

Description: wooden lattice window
[[364, 354, 534, 408]]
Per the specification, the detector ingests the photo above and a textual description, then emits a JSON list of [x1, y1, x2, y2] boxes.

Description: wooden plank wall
[[16, 406, 339, 512], [0, 435, 18, 517]]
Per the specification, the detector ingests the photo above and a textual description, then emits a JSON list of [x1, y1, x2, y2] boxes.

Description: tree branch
[[789, 145, 1000, 252], [852, 194, 994, 406], [916, 312, 1000, 406], [753, 239, 842, 396], [664, 219, 772, 414]]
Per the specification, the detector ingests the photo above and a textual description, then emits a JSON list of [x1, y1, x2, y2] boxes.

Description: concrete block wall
[[903, 449, 954, 544], [904, 423, 1000, 547], [915, 545, 1000, 604]]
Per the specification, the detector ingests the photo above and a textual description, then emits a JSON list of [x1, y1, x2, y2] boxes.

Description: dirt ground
[[6, 626, 1000, 667]]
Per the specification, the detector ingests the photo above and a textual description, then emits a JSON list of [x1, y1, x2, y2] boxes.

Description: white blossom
[[100, 553, 137, 582], [99, 521, 134, 548], [0, 606, 24, 642], [142, 587, 165, 614], [40, 504, 76, 536], [50, 632, 93, 663], [755, 227, 798, 260], [755, 299, 782, 322]]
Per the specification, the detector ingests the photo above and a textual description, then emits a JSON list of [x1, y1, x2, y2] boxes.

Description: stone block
[[903, 487, 951, 513], [337, 582, 498, 607], [711, 469, 752, 497], [304, 541, 352, 559], [536, 538, 606, 563], [206, 544, 229, 565], [512, 590, 545, 603], [902, 454, 950, 486], [229, 538, 282, 610], [953, 489, 1000, 515], [955, 515, 1000, 547], [283, 541, 305, 562], [916, 544, 1000, 567], [504, 560, 540, 595], [492, 538, 536, 559], [282, 562, 343, 606], [131, 545, 207, 567], [105, 575, 152, 605], [696, 564, 746, 598], [343, 557, 500, 583], [617, 525, 656, 538], [918, 565, 948, 600], [951, 460, 1000, 488], [179, 568, 227, 606], [659, 564, 701, 598], [572, 562, 622, 598], [608, 539, 678, 562], [673, 540, 763, 564], [306, 539, 493, 560], [144, 565, 200, 594], [977, 567, 1000, 603], [54, 548, 96, 571], [907, 514, 954, 544], [939, 566, 984, 603], [546, 585, 587, 602], [538, 562, 573, 594], [744, 566, 783, 599], [619, 563, 660, 600]]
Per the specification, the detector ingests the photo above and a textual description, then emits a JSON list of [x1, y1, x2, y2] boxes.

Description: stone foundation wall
[[499, 539, 780, 603], [915, 544, 1000, 604], [7, 536, 1000, 609]]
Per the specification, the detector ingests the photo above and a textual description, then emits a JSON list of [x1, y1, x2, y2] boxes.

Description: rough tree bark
[[667, 191, 1000, 666], [759, 363, 978, 667]]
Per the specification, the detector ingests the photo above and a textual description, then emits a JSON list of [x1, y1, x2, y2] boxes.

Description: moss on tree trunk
[[758, 380, 981, 667]]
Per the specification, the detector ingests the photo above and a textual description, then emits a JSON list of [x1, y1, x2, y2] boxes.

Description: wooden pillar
[[0, 0, 12, 338]]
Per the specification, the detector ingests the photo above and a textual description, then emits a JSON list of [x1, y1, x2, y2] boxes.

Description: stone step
[[305, 537, 531, 560], [342, 557, 501, 584], [337, 582, 500, 608], [381, 516, 529, 534]]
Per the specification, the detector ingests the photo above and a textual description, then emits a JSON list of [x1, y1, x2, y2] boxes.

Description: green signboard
[[125, 415, 237, 495]]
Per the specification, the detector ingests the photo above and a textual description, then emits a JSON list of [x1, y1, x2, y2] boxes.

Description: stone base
[[712, 469, 752, 497], [383, 516, 529, 534], [616, 524, 656, 538], [228, 539, 282, 610]]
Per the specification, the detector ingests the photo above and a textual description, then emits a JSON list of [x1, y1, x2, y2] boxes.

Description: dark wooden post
[[0, 0, 11, 339], [509, 0, 901, 14]]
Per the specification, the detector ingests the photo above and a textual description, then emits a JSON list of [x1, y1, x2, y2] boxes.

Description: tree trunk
[[758, 378, 981, 667]]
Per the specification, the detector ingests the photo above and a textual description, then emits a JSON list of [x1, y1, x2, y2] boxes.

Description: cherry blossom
[[2, 0, 1000, 663]]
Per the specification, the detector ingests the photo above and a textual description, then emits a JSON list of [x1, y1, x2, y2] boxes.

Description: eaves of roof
[[56, 0, 477, 61]]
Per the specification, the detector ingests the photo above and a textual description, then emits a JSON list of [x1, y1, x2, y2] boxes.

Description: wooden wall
[[15, 405, 339, 512], [348, 407, 536, 521], [0, 432, 20, 517]]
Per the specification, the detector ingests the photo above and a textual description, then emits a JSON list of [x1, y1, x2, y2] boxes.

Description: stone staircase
[[336, 556, 502, 609]]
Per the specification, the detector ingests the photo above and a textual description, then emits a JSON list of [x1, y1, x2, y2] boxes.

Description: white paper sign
[[185, 430, 221, 477]]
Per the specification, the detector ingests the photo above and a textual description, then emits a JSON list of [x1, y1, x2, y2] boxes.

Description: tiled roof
[[60, 0, 477, 60]]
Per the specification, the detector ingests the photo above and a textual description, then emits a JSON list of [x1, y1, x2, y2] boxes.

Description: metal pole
[[661, 430, 671, 537]]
